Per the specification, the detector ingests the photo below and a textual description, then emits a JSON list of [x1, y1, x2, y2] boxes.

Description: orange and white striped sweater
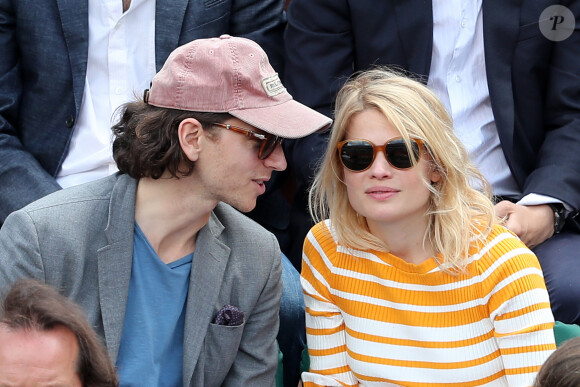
[[301, 220, 556, 387]]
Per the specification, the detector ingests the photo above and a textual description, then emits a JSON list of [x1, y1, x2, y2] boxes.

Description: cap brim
[[229, 99, 332, 139]]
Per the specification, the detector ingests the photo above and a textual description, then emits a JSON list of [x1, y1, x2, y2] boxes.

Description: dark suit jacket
[[0, 0, 285, 221], [0, 173, 282, 386], [284, 0, 580, 214]]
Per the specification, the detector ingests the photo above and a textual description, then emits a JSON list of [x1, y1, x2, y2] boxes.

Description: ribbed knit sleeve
[[300, 220, 556, 387], [301, 220, 358, 386]]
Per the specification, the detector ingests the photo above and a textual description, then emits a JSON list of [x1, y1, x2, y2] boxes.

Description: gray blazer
[[0, 173, 282, 386]]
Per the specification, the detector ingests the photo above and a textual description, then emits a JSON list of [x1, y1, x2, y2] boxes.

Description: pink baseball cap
[[144, 34, 332, 138]]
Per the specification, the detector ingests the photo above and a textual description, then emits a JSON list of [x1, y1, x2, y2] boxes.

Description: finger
[[503, 214, 524, 239], [494, 202, 514, 225], [494, 200, 514, 218]]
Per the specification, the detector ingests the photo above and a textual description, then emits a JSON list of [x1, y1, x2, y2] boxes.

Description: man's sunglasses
[[337, 137, 423, 172], [212, 123, 283, 160]]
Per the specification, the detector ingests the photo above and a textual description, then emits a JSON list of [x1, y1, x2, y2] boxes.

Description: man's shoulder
[[11, 174, 135, 228], [23, 174, 131, 211]]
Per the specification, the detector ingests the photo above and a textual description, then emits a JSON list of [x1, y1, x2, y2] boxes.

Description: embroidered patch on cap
[[262, 74, 286, 97]]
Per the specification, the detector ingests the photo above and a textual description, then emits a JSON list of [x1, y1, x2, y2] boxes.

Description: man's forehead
[[0, 325, 81, 387]]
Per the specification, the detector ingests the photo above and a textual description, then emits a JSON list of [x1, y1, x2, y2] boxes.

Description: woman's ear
[[178, 118, 204, 162], [430, 164, 442, 184]]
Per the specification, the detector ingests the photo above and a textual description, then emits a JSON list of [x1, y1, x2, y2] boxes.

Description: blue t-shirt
[[116, 223, 193, 386]]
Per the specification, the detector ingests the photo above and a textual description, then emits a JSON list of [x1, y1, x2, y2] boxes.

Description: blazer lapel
[[182, 212, 230, 386], [154, 0, 189, 70], [394, 0, 433, 78], [55, 0, 89, 112], [97, 175, 137, 364], [482, 0, 522, 149]]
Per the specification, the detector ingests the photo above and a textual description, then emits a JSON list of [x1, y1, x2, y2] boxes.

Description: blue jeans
[[278, 253, 306, 387]]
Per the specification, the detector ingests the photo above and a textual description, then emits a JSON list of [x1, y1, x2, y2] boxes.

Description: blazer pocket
[[204, 322, 245, 370]]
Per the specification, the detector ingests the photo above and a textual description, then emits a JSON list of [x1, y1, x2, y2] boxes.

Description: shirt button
[[461, 19, 467, 28], [65, 115, 75, 128], [455, 75, 462, 83], [115, 87, 123, 94]]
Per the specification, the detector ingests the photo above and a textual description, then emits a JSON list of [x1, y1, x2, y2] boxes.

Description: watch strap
[[548, 203, 566, 234]]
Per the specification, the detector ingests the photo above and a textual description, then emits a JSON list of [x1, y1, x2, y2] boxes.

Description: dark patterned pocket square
[[213, 304, 244, 326]]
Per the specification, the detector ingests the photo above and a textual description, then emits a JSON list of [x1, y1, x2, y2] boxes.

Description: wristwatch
[[547, 203, 566, 234]]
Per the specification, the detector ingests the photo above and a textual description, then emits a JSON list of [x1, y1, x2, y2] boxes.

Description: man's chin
[[228, 199, 257, 214]]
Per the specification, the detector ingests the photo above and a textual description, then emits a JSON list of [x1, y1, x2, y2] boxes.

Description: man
[[0, 279, 118, 387], [0, 2, 306, 383], [0, 35, 332, 386], [284, 0, 580, 325]]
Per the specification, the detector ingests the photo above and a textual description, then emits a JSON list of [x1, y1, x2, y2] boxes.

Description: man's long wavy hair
[[309, 68, 497, 274], [112, 100, 231, 179]]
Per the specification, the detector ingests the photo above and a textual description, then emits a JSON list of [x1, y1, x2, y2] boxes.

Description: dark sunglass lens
[[259, 135, 280, 160], [340, 141, 374, 171], [386, 139, 420, 169]]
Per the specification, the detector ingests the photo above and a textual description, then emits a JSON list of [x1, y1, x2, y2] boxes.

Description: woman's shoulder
[[485, 223, 527, 249], [304, 219, 343, 260], [470, 222, 536, 271], [306, 219, 334, 241]]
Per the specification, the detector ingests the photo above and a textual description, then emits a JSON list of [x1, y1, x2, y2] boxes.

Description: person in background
[[0, 2, 308, 383], [301, 68, 555, 386], [534, 336, 580, 387], [284, 0, 580, 326], [0, 35, 331, 386], [0, 278, 118, 387]]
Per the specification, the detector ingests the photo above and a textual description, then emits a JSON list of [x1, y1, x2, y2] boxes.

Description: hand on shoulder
[[494, 201, 554, 248]]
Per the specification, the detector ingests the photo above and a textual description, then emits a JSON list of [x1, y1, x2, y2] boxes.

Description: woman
[[301, 68, 556, 386]]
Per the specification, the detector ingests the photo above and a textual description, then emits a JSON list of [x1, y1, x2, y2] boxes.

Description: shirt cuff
[[516, 193, 573, 216]]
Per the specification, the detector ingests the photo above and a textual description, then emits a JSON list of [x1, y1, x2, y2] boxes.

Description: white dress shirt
[[57, 0, 156, 188], [428, 0, 521, 197], [428, 0, 564, 208]]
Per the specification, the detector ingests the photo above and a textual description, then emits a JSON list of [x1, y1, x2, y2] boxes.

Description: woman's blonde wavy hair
[[308, 68, 498, 273]]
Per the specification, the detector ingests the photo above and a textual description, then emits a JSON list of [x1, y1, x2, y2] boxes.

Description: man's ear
[[178, 118, 204, 162]]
